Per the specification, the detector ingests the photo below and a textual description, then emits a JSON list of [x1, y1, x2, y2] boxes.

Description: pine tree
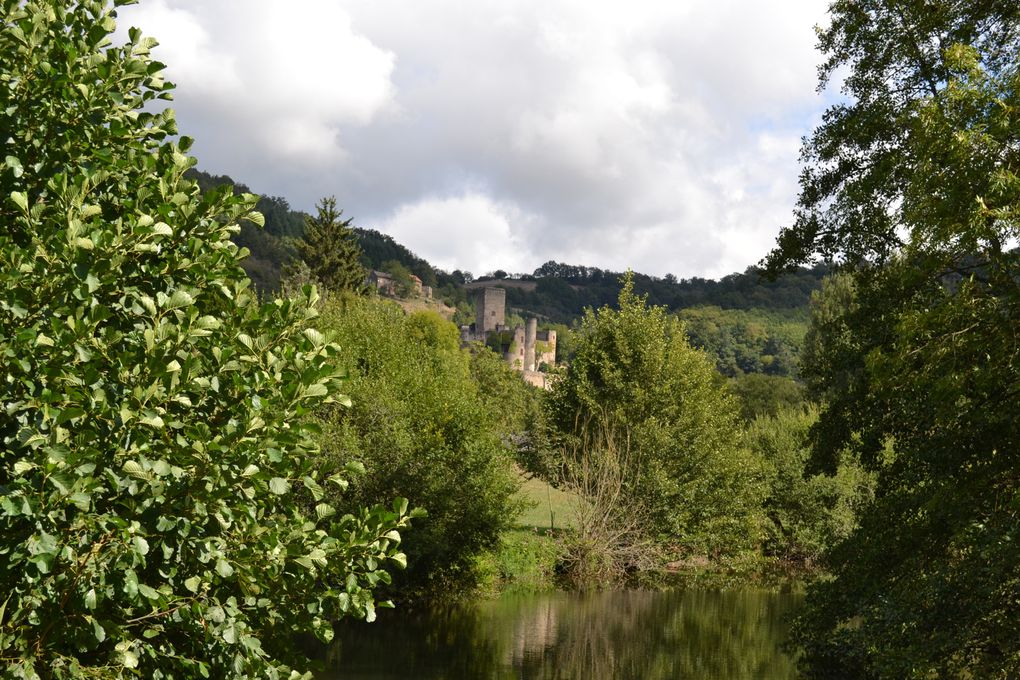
[[295, 196, 368, 294]]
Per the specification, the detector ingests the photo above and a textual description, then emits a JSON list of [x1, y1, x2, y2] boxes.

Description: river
[[315, 588, 802, 679]]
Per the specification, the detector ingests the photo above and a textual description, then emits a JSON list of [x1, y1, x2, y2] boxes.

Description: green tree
[[468, 346, 551, 479], [765, 1, 1020, 676], [0, 2, 412, 677], [295, 196, 367, 294], [314, 297, 521, 597], [728, 373, 805, 422], [546, 275, 765, 555], [744, 407, 874, 564], [379, 259, 415, 298]]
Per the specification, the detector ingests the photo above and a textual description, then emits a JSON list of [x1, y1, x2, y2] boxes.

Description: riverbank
[[474, 474, 816, 597]]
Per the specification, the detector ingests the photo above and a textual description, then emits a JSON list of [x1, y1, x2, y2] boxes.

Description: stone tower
[[474, 287, 506, 335], [524, 317, 537, 371]]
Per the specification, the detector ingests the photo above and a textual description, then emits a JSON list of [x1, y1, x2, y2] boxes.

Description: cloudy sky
[[116, 0, 834, 279]]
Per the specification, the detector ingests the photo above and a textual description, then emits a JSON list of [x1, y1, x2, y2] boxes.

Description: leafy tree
[[744, 408, 874, 564], [678, 306, 807, 378], [379, 259, 415, 298], [295, 196, 367, 295], [468, 346, 550, 478], [728, 373, 805, 422], [0, 2, 413, 677], [764, 1, 1020, 676], [313, 297, 521, 597], [546, 275, 765, 555]]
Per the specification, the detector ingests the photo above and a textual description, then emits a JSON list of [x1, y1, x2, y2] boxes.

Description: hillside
[[187, 168, 822, 378]]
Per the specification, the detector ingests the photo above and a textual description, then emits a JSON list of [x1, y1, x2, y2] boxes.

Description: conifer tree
[[295, 196, 368, 294]]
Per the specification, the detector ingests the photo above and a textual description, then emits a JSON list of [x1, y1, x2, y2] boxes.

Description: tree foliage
[[744, 408, 874, 564], [678, 306, 807, 378], [295, 196, 367, 295], [0, 2, 412, 677], [546, 275, 764, 554], [767, 1, 1020, 676], [313, 297, 521, 597]]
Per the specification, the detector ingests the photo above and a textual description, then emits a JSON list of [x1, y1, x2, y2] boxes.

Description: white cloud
[[376, 194, 535, 276], [117, 0, 395, 161], [115, 0, 832, 278]]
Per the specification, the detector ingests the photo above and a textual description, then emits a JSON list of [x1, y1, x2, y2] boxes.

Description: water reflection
[[317, 589, 801, 679]]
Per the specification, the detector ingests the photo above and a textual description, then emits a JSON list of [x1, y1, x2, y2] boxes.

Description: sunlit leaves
[[0, 1, 413, 677]]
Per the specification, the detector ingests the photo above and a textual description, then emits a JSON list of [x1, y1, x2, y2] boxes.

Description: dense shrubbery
[[313, 297, 521, 597], [546, 276, 766, 558], [0, 2, 411, 677], [745, 408, 874, 563]]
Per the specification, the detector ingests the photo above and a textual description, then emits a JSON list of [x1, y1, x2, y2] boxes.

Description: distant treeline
[[188, 168, 822, 379], [488, 261, 827, 324]]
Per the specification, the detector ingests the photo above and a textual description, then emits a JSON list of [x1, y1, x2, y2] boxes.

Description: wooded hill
[[189, 169, 823, 378]]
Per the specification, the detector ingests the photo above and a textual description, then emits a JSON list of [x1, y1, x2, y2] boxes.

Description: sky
[[115, 0, 835, 280]]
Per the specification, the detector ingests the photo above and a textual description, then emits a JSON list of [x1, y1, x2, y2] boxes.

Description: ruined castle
[[460, 287, 556, 388]]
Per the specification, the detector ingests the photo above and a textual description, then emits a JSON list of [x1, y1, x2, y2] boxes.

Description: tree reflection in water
[[318, 589, 801, 679]]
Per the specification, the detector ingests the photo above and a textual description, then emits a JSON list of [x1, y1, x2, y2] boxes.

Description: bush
[[0, 3, 411, 677], [546, 275, 766, 556], [314, 297, 522, 597], [744, 408, 875, 563]]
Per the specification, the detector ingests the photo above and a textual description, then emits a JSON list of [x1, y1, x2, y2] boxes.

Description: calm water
[[315, 589, 802, 679]]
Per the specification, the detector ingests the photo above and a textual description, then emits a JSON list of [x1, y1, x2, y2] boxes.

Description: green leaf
[[10, 191, 28, 213], [166, 290, 194, 309], [123, 460, 145, 477], [92, 617, 106, 643], [268, 477, 290, 495], [315, 503, 335, 520], [138, 584, 159, 600], [13, 461, 35, 475], [84, 588, 97, 610], [215, 559, 234, 578], [184, 576, 201, 593], [139, 413, 165, 428], [5, 155, 23, 177], [133, 535, 150, 556], [124, 570, 139, 597], [121, 649, 139, 669], [221, 625, 237, 644], [303, 383, 329, 398]]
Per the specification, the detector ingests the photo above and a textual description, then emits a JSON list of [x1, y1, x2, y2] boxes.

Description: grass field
[[514, 474, 579, 531]]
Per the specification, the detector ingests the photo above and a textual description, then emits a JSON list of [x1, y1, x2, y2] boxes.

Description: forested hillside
[[188, 168, 821, 379]]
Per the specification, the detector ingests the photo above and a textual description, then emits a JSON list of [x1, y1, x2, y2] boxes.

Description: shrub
[[0, 3, 411, 677], [314, 297, 521, 597]]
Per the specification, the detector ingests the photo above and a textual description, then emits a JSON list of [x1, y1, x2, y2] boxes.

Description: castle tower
[[474, 287, 505, 335], [536, 329, 557, 369], [524, 318, 537, 371], [505, 326, 526, 369]]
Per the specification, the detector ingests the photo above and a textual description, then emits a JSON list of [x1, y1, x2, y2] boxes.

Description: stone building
[[368, 270, 395, 295], [368, 269, 431, 299], [461, 286, 557, 384]]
